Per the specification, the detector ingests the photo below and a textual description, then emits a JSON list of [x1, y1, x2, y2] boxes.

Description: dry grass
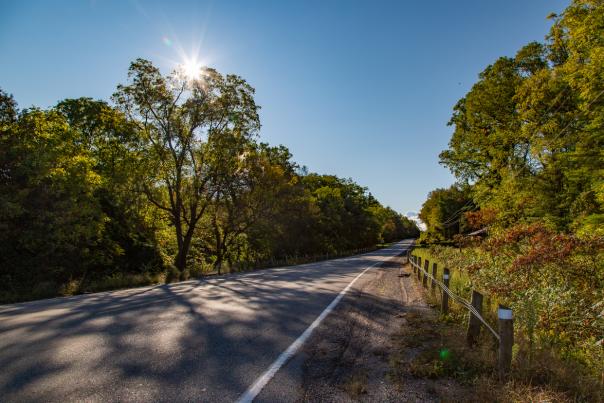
[[389, 310, 494, 381], [474, 377, 572, 403], [342, 372, 368, 398], [387, 305, 601, 402]]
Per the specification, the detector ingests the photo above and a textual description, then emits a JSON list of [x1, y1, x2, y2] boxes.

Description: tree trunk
[[173, 212, 185, 270], [174, 228, 194, 273], [215, 254, 222, 274]]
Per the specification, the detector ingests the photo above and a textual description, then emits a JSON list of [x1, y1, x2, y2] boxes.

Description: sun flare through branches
[[180, 55, 203, 81]]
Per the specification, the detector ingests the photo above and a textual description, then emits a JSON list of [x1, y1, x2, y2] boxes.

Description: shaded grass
[[82, 272, 168, 293], [0, 272, 168, 304], [210, 244, 383, 275], [1, 243, 391, 304]]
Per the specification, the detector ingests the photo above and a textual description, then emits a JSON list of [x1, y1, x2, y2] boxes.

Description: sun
[[181, 56, 203, 81], [163, 36, 214, 83]]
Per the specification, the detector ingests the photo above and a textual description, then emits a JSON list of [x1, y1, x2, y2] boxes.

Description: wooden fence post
[[466, 290, 483, 346], [431, 262, 437, 290], [441, 268, 450, 314], [498, 305, 514, 379], [417, 257, 422, 280], [422, 260, 429, 287]]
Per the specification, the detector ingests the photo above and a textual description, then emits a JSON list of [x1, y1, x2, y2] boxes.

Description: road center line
[[236, 252, 394, 403]]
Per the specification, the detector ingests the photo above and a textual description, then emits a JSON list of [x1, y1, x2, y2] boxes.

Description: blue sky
[[0, 0, 568, 215]]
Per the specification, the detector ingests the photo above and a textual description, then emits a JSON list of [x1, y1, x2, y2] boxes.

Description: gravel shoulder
[[259, 255, 469, 402]]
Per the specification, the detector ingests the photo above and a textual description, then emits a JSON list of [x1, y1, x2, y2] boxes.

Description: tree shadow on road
[[0, 249, 406, 402]]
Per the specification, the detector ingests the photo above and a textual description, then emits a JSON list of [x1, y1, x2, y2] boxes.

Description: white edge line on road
[[236, 257, 388, 403]]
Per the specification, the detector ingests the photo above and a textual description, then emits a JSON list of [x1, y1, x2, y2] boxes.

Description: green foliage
[[303, 174, 381, 251], [0, 93, 165, 302], [418, 184, 474, 242], [296, 174, 418, 253], [431, 1, 604, 360], [0, 59, 418, 302], [439, 0, 604, 232]]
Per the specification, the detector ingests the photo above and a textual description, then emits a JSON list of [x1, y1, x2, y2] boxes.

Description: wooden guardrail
[[407, 250, 514, 378]]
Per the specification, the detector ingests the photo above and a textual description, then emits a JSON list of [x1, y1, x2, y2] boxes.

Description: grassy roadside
[[395, 257, 604, 402], [388, 306, 574, 402]]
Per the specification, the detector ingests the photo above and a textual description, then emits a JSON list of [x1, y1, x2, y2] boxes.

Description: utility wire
[[550, 86, 604, 141], [440, 200, 474, 226]]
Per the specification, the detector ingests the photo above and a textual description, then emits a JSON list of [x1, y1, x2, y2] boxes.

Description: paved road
[[0, 240, 413, 402]]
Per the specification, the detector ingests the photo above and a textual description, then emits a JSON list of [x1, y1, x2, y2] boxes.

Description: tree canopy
[[433, 0, 604, 238]]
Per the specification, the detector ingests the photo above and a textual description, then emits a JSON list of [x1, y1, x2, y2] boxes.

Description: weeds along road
[[0, 240, 413, 402]]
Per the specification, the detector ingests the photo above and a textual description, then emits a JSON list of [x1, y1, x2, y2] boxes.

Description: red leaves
[[466, 262, 482, 274], [464, 207, 497, 230], [512, 233, 572, 271], [485, 222, 603, 273]]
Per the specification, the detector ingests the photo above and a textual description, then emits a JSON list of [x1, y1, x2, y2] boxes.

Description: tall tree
[[112, 59, 260, 273], [440, 0, 604, 233], [419, 185, 474, 241]]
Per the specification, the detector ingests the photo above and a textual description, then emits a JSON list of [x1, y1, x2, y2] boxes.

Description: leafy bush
[[420, 223, 604, 397]]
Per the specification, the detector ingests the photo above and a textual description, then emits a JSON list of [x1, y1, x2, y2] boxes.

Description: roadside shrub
[[418, 223, 604, 399]]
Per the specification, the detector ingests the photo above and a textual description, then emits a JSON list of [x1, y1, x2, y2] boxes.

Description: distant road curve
[[0, 240, 413, 402]]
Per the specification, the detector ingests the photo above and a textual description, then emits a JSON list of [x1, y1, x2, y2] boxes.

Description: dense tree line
[[418, 185, 474, 242], [0, 61, 417, 302], [421, 0, 603, 240]]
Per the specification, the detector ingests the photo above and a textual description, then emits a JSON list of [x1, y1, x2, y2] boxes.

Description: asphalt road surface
[[0, 240, 413, 402]]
